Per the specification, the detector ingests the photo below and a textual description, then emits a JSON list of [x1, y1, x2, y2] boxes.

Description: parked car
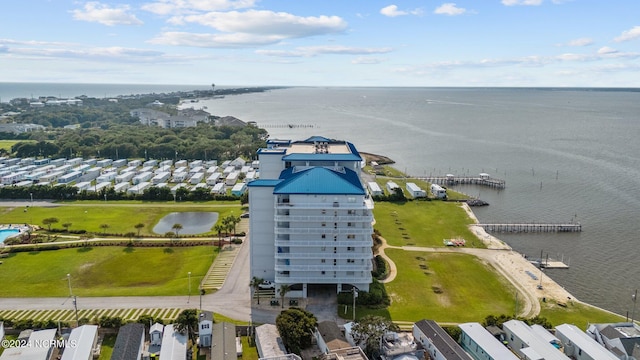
[[240, 212, 250, 218], [258, 280, 276, 289]]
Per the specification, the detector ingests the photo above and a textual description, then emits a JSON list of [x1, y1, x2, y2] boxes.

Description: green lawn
[[98, 334, 116, 360], [0, 246, 214, 297], [372, 249, 516, 323], [0, 140, 27, 152], [0, 202, 243, 236], [373, 201, 481, 248], [539, 299, 625, 330]]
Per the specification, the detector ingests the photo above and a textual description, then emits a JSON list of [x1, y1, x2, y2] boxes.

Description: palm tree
[[42, 217, 59, 231], [279, 284, 291, 309], [172, 223, 183, 237], [226, 215, 241, 236], [214, 223, 225, 250], [99, 223, 109, 235], [62, 223, 72, 232], [134, 223, 144, 237], [250, 276, 264, 305]]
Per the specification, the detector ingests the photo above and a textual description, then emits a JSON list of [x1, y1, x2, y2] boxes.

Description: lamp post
[[352, 288, 358, 321], [632, 289, 638, 324], [72, 296, 79, 327], [67, 273, 73, 297], [30, 193, 33, 203], [188, 272, 192, 303]]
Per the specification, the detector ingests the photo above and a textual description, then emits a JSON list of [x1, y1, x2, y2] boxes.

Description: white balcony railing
[[274, 263, 373, 271], [274, 227, 373, 235], [276, 202, 369, 210], [275, 274, 372, 284], [275, 239, 373, 247], [275, 252, 372, 260], [274, 214, 373, 222]]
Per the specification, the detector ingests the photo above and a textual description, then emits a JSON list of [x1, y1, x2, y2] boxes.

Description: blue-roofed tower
[[248, 136, 374, 298]]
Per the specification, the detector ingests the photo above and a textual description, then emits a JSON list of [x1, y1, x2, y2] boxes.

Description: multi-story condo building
[[248, 136, 374, 298]]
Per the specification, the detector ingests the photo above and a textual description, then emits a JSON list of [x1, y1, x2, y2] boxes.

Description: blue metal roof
[[301, 136, 333, 143], [247, 179, 282, 187], [274, 167, 365, 195], [282, 153, 362, 162]]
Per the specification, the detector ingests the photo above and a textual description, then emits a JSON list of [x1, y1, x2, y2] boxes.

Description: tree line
[[5, 123, 267, 161]]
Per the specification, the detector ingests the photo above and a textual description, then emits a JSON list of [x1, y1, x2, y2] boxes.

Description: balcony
[[274, 214, 373, 222], [274, 263, 373, 271], [274, 227, 373, 235], [275, 274, 372, 284], [274, 252, 372, 260], [275, 202, 369, 210], [275, 239, 373, 247]]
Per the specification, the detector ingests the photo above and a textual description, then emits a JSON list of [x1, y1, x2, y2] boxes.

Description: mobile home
[[406, 183, 427, 198], [189, 172, 204, 185], [206, 172, 222, 185], [58, 171, 82, 184], [132, 171, 153, 185], [231, 182, 247, 196], [96, 171, 118, 183], [115, 172, 135, 183], [225, 171, 239, 186], [152, 172, 171, 184], [114, 182, 131, 193], [211, 182, 226, 195], [367, 182, 383, 196], [128, 182, 151, 195], [172, 172, 188, 183], [430, 184, 447, 199]]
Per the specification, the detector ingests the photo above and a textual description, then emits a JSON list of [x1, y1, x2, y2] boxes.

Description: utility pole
[[632, 289, 638, 324], [352, 288, 358, 321]]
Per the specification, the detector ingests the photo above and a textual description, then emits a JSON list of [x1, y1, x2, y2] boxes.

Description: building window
[[348, 197, 356, 202], [321, 210, 326, 215], [322, 222, 326, 227], [347, 247, 354, 251], [347, 222, 353, 227], [347, 234, 355, 239], [321, 234, 326, 239], [321, 271, 325, 275], [321, 259, 326, 263], [347, 259, 355, 263]]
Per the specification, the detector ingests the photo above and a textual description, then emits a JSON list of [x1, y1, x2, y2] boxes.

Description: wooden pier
[[416, 175, 506, 189], [477, 222, 582, 233]]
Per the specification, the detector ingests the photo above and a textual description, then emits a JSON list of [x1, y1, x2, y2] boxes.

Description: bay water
[[199, 87, 640, 316]]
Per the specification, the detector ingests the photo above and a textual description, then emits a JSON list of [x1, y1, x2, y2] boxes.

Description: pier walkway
[[415, 175, 506, 189], [477, 222, 582, 233]]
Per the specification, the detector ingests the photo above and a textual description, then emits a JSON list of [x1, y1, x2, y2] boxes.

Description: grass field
[[539, 299, 625, 330], [0, 202, 244, 236], [0, 140, 25, 152], [0, 246, 214, 297], [373, 201, 482, 248], [368, 249, 516, 323]]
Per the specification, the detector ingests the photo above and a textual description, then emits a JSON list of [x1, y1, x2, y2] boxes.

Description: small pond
[[153, 212, 219, 235]]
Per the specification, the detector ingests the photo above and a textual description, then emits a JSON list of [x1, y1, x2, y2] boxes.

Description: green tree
[[279, 284, 291, 309], [62, 222, 72, 232], [214, 223, 226, 251], [174, 309, 199, 343], [42, 217, 59, 231], [99, 223, 110, 235], [351, 315, 400, 360], [134, 223, 145, 237], [275, 308, 317, 355], [172, 223, 183, 237], [250, 276, 264, 305]]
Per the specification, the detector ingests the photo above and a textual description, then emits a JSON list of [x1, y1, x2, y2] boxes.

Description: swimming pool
[[0, 229, 20, 243]]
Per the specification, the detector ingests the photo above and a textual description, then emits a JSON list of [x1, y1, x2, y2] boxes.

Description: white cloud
[[141, 0, 257, 15], [564, 37, 594, 47], [380, 5, 422, 17], [151, 10, 348, 48], [352, 57, 384, 64], [172, 10, 346, 37], [71, 2, 143, 26], [614, 26, 640, 42], [597, 46, 617, 55], [150, 31, 284, 48], [256, 45, 393, 58], [501, 0, 543, 6], [434, 3, 466, 16]]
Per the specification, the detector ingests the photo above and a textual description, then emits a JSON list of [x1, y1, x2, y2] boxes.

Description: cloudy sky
[[1, 0, 639, 86]]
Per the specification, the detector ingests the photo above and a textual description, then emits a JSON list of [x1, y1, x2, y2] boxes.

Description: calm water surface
[[202, 87, 640, 316]]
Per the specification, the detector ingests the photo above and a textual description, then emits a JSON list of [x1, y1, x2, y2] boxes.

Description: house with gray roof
[[413, 320, 472, 360], [111, 323, 145, 360]]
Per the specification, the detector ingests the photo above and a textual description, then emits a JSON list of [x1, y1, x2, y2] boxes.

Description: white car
[[258, 280, 276, 289]]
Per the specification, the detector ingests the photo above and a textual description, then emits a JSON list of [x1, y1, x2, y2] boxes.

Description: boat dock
[[416, 174, 506, 189], [478, 222, 582, 233]]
